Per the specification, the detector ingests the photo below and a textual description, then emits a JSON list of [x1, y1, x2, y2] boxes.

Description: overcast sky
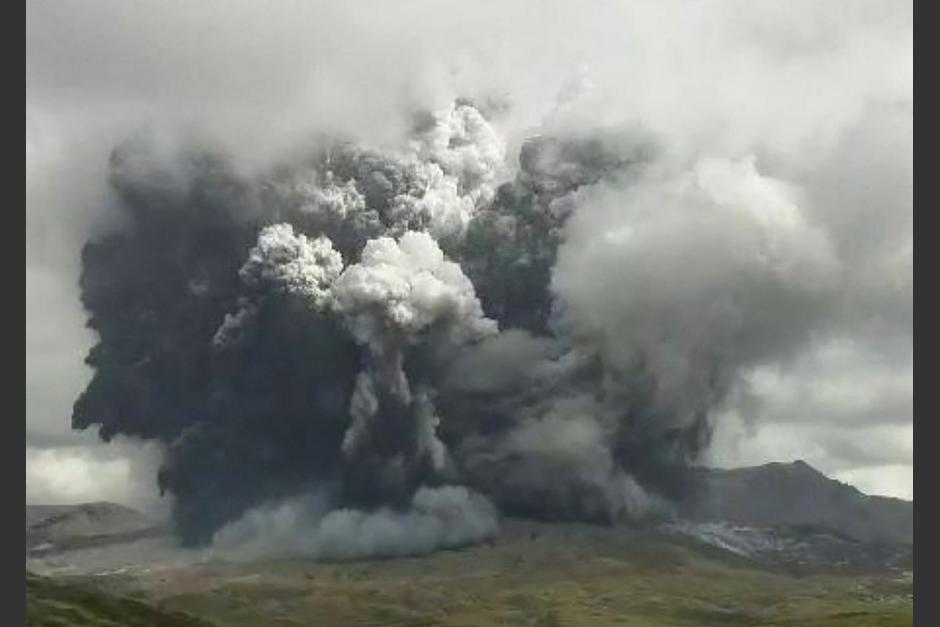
[[26, 0, 912, 509]]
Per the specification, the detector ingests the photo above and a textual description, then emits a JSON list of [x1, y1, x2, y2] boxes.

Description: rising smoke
[[71, 93, 859, 556]]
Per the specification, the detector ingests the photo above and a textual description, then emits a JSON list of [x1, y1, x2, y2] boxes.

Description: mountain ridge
[[678, 460, 912, 544]]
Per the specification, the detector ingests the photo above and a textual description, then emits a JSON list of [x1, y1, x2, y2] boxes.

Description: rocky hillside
[[26, 501, 163, 553], [678, 461, 913, 544]]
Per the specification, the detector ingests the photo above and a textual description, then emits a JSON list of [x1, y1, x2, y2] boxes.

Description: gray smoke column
[[330, 231, 496, 503], [72, 99, 848, 554]]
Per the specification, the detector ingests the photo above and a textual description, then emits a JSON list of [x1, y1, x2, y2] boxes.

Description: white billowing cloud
[[399, 101, 508, 237], [553, 156, 840, 422], [240, 223, 343, 307], [259, 100, 507, 244], [331, 230, 496, 464], [304, 179, 367, 222], [414, 102, 506, 198], [230, 226, 499, 470], [211, 485, 498, 561], [549, 144, 911, 501], [332, 231, 497, 347], [212, 223, 344, 348]]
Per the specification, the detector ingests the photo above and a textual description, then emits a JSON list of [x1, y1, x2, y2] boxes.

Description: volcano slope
[[27, 517, 912, 627]]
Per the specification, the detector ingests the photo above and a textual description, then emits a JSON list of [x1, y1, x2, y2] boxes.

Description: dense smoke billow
[[211, 485, 499, 561], [72, 98, 853, 554]]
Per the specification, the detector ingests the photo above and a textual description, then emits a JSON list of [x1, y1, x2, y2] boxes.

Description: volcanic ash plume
[[330, 231, 497, 500], [72, 100, 841, 555]]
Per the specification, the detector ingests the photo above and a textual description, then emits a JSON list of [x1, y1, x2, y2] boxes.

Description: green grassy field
[[26, 573, 216, 627], [31, 523, 911, 626]]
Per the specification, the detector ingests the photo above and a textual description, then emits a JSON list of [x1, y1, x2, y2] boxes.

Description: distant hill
[[26, 501, 163, 553], [678, 460, 913, 544]]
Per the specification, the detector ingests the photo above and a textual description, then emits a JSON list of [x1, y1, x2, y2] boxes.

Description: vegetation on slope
[[26, 572, 216, 627]]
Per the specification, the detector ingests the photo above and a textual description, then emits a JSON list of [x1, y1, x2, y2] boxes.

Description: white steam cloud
[[212, 486, 498, 561], [553, 156, 840, 425]]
